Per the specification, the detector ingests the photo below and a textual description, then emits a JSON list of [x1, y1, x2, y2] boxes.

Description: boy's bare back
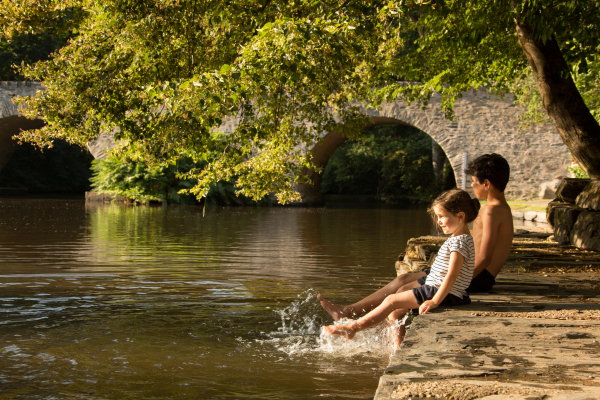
[[471, 201, 513, 277]]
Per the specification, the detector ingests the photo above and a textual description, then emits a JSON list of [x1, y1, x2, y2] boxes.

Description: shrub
[[91, 157, 265, 205]]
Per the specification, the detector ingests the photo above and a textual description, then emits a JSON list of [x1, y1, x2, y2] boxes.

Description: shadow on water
[[0, 198, 434, 399]]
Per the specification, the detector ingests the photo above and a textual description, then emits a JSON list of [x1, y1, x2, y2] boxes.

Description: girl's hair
[[428, 189, 481, 224]]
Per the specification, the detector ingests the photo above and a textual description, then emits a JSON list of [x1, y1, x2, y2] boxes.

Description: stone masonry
[[0, 81, 42, 117], [547, 178, 600, 251], [1, 82, 571, 201]]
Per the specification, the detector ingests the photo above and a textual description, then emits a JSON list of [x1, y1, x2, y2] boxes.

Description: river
[[0, 198, 434, 399]]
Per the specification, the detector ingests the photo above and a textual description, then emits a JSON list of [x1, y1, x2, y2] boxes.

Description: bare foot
[[317, 294, 347, 321], [322, 324, 356, 340]]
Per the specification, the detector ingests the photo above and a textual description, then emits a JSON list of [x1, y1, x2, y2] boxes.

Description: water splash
[[262, 289, 404, 358], [273, 289, 326, 337]]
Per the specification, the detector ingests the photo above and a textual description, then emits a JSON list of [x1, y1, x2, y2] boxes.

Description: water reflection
[[0, 199, 434, 399]]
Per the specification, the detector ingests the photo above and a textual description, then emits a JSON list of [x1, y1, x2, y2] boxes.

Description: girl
[[322, 189, 479, 347]]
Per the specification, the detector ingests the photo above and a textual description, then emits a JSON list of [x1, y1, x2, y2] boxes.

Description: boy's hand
[[419, 300, 438, 315]]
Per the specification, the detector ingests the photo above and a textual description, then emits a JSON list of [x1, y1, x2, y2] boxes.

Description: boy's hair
[[429, 189, 481, 225], [464, 153, 510, 192]]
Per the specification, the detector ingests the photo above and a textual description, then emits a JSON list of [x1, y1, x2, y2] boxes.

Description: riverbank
[[377, 230, 600, 400], [508, 199, 550, 223]]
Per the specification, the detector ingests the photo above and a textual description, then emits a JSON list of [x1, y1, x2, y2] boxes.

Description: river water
[[0, 198, 434, 399]]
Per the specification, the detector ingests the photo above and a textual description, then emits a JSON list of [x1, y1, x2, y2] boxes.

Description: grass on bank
[[478, 199, 550, 212]]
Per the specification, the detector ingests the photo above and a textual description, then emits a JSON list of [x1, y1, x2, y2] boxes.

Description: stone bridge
[[1, 81, 570, 202]]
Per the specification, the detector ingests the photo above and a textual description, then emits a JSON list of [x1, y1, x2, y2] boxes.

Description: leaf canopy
[[4, 0, 600, 200]]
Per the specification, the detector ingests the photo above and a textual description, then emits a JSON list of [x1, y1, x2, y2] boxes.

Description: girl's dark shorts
[[411, 284, 471, 307], [417, 268, 496, 294]]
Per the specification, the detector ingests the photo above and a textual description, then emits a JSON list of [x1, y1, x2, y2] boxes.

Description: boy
[[318, 153, 513, 321], [465, 153, 513, 293]]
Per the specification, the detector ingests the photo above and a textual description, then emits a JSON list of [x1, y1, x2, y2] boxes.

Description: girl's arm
[[419, 251, 464, 315]]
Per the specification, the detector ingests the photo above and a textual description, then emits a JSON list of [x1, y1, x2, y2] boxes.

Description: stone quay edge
[[378, 231, 600, 400]]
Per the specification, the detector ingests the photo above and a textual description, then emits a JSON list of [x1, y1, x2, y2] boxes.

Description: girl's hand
[[419, 300, 439, 315]]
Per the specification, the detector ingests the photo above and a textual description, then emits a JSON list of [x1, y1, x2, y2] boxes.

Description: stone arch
[[297, 116, 459, 205], [0, 115, 46, 174], [299, 88, 571, 204], [0, 82, 47, 174]]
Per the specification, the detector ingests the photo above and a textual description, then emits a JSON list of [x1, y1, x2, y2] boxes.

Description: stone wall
[[359, 89, 570, 200], [296, 89, 570, 203], [0, 81, 43, 118], [547, 178, 600, 251]]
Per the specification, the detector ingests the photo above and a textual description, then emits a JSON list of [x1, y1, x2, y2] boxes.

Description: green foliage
[[511, 55, 600, 127], [5, 0, 600, 199], [0, 32, 71, 80], [321, 125, 436, 203], [509, 72, 552, 127], [0, 139, 93, 193], [14, 0, 379, 204], [91, 157, 264, 205], [568, 163, 590, 179], [440, 159, 457, 190], [0, 0, 85, 39]]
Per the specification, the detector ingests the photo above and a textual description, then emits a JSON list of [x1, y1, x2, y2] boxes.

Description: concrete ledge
[[378, 234, 600, 400], [375, 273, 600, 400]]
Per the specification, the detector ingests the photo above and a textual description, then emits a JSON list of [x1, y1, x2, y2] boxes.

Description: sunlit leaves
[[511, 52, 600, 127], [0, 0, 86, 38], [20, 0, 378, 203], [9, 0, 600, 200]]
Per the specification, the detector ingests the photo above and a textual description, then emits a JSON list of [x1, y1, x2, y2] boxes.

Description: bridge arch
[[297, 116, 460, 205], [0, 115, 46, 173], [0, 82, 47, 174], [298, 89, 571, 204]]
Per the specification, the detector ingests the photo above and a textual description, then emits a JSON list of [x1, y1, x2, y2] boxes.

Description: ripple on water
[[0, 202, 433, 399]]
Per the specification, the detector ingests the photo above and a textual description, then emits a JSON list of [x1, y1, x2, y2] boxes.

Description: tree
[[2, 0, 599, 203], [375, 0, 600, 178]]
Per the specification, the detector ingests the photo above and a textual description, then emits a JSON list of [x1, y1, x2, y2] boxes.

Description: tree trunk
[[515, 22, 600, 179]]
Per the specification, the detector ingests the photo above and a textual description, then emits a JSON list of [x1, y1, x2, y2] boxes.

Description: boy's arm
[[474, 206, 500, 276], [419, 251, 464, 315]]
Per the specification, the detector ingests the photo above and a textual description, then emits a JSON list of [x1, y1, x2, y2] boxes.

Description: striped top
[[424, 234, 475, 298]]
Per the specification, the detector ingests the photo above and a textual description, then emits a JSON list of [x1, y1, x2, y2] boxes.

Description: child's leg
[[386, 281, 422, 351], [323, 289, 420, 339], [318, 271, 426, 321]]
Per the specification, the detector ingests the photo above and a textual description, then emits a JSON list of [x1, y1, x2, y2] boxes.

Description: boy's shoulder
[[478, 201, 514, 232], [480, 201, 512, 218]]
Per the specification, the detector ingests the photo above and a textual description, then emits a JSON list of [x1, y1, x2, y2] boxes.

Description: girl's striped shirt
[[424, 234, 475, 298]]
